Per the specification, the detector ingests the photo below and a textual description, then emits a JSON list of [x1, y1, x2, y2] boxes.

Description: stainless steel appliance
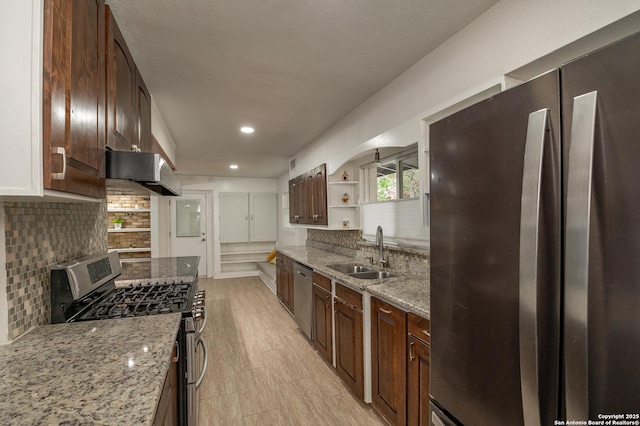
[[50, 252, 206, 426], [429, 32, 640, 425], [293, 261, 313, 339], [106, 149, 182, 196]]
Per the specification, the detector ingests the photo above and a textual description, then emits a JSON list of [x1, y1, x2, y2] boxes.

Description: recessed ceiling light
[[240, 126, 254, 134], [229, 164, 238, 169]]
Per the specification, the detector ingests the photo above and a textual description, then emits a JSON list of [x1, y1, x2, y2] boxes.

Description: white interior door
[[170, 193, 208, 276]]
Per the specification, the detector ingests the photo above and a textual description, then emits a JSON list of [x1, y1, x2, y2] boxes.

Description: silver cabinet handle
[[378, 307, 392, 314], [431, 412, 446, 426], [173, 341, 179, 363], [565, 90, 598, 420], [409, 342, 415, 362], [518, 108, 549, 426], [422, 329, 430, 337], [195, 336, 208, 388], [196, 305, 207, 335], [51, 147, 67, 180]]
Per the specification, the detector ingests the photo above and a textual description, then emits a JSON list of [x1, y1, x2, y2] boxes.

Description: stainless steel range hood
[[106, 150, 182, 196]]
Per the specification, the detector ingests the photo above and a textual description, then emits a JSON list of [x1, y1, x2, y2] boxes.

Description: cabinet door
[[219, 193, 249, 242], [312, 283, 332, 363], [371, 297, 407, 425], [288, 178, 300, 224], [135, 68, 152, 152], [283, 259, 294, 314], [106, 6, 135, 151], [334, 298, 364, 400], [43, 0, 106, 198], [250, 193, 277, 242], [305, 172, 315, 223], [276, 254, 284, 300], [407, 335, 430, 426], [311, 164, 328, 225]]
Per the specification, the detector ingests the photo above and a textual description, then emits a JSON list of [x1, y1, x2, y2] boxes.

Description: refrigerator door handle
[[518, 107, 549, 426], [564, 90, 598, 420]]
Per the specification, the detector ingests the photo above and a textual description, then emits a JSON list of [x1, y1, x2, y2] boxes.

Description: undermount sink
[[349, 271, 398, 280], [328, 264, 373, 274]]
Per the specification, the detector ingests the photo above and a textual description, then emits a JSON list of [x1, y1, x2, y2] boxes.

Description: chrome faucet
[[375, 225, 387, 268]]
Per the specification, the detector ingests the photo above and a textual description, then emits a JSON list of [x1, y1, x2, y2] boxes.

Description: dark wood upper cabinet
[[43, 0, 106, 198], [135, 68, 152, 152], [288, 164, 328, 226], [106, 5, 135, 152], [288, 178, 299, 224], [371, 297, 408, 425], [311, 164, 328, 225]]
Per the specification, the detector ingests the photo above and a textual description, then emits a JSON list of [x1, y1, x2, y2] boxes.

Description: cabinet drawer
[[408, 312, 430, 344], [335, 282, 362, 311], [313, 272, 331, 292]]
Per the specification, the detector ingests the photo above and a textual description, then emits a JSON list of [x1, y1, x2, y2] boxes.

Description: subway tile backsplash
[[4, 201, 107, 340]]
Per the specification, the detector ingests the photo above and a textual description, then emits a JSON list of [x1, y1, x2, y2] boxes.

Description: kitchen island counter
[[0, 313, 181, 426], [277, 245, 429, 318]]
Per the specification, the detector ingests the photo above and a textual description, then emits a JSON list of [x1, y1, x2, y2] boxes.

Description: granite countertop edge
[[276, 245, 430, 319], [0, 313, 182, 426]]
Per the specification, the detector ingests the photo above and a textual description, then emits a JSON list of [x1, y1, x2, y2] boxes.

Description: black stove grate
[[79, 282, 192, 320]]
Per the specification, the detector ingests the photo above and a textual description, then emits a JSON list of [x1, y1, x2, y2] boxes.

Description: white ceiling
[[105, 0, 498, 178]]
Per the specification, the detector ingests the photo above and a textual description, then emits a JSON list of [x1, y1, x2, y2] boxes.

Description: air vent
[[289, 158, 296, 170]]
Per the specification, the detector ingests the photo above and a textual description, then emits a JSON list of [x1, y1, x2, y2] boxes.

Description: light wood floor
[[197, 276, 386, 426]]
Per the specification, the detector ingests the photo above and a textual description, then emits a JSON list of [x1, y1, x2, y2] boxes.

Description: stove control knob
[[193, 305, 205, 318]]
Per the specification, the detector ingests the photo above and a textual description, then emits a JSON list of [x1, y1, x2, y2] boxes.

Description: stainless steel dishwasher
[[293, 262, 313, 340]]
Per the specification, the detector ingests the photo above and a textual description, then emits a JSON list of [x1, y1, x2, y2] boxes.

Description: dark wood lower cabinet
[[276, 252, 294, 314], [371, 297, 408, 425], [407, 312, 431, 426], [312, 272, 332, 363], [407, 334, 430, 426], [153, 343, 178, 426], [334, 283, 364, 400]]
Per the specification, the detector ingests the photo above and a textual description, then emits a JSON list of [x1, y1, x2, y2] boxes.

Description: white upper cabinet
[[219, 192, 277, 243], [250, 193, 277, 242]]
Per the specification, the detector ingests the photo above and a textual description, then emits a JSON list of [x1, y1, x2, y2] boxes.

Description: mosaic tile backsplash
[[4, 201, 107, 340]]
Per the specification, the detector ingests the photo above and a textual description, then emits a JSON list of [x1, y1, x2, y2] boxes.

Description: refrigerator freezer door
[[430, 70, 562, 425], [561, 31, 640, 420]]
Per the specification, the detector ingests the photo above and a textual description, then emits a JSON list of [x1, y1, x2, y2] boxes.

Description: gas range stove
[[50, 253, 203, 324]]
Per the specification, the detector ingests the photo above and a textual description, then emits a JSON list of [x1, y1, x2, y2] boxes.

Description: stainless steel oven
[[50, 252, 207, 425]]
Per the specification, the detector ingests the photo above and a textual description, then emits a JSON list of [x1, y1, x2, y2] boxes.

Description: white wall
[[292, 0, 640, 177], [151, 98, 177, 164], [172, 176, 278, 276], [284, 0, 640, 249]]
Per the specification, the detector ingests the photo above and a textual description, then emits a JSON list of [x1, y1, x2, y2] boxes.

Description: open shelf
[[108, 228, 151, 233], [108, 247, 151, 253], [107, 208, 151, 212]]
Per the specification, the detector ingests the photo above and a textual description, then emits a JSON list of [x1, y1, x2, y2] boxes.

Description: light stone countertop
[[0, 313, 182, 426], [277, 245, 430, 318]]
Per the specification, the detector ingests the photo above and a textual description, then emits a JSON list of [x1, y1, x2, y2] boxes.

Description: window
[[365, 146, 420, 203]]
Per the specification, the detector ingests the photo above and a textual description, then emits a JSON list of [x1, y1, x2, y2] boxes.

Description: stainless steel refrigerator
[[429, 32, 640, 425]]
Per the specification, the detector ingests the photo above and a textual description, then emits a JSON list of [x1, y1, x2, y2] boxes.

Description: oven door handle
[[196, 306, 208, 335], [195, 336, 208, 388]]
